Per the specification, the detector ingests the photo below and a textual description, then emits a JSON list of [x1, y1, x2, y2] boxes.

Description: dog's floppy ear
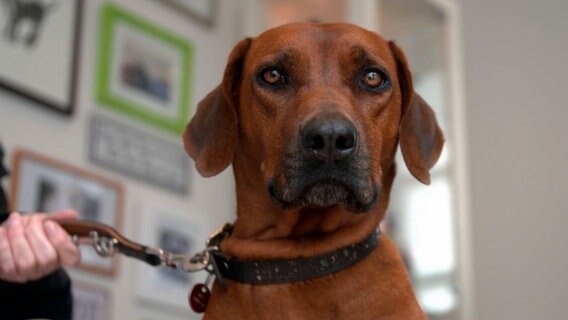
[[389, 41, 444, 185], [183, 38, 252, 177]]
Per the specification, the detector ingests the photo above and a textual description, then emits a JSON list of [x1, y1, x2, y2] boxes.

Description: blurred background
[[0, 0, 566, 319]]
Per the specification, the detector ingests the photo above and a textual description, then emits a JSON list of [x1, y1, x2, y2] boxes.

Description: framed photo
[[88, 114, 190, 194], [71, 282, 111, 320], [10, 149, 124, 276], [161, 0, 218, 27], [96, 4, 194, 135], [136, 204, 205, 311], [0, 0, 83, 115]]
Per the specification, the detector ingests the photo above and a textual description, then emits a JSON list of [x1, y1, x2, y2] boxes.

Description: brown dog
[[184, 22, 443, 320]]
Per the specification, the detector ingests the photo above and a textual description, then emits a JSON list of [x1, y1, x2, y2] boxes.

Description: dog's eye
[[364, 71, 383, 87], [360, 68, 389, 92], [259, 67, 286, 88]]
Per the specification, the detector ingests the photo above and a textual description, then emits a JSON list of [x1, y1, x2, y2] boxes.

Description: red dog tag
[[189, 283, 211, 313]]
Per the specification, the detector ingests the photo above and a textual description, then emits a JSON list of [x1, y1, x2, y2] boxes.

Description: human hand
[[0, 210, 81, 283]]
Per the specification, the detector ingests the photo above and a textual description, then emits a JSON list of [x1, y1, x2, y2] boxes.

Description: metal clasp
[[71, 231, 118, 257], [143, 247, 212, 273], [142, 245, 224, 286], [67, 221, 233, 286], [150, 223, 230, 273]]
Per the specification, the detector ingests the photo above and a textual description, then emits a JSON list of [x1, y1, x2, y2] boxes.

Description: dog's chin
[[303, 182, 350, 207], [269, 180, 378, 213]]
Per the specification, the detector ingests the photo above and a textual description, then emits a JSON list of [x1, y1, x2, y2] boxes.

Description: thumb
[[47, 209, 79, 221]]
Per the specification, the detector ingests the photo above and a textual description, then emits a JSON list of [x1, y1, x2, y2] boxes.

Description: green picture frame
[[96, 4, 193, 135]]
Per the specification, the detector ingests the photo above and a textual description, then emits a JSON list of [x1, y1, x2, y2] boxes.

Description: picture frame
[[96, 4, 194, 135], [160, 0, 218, 27], [135, 204, 205, 311], [88, 114, 191, 194], [10, 149, 124, 277], [0, 0, 83, 115], [71, 281, 111, 320]]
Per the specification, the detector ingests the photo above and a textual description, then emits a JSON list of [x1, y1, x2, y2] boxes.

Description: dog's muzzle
[[269, 113, 378, 213]]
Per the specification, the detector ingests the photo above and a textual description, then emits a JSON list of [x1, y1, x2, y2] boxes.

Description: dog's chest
[[203, 287, 343, 320]]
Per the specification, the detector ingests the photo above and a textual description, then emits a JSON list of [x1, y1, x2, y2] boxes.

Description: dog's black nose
[[301, 113, 357, 161]]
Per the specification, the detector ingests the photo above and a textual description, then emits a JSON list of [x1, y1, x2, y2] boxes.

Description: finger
[[6, 213, 38, 280], [0, 227, 23, 283], [25, 215, 58, 278], [6, 211, 32, 228], [44, 220, 81, 266], [47, 209, 79, 221], [19, 209, 78, 228]]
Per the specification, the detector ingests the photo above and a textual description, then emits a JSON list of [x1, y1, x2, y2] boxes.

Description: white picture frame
[[135, 204, 206, 313]]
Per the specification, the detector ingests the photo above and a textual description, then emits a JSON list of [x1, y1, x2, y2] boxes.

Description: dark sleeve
[[0, 270, 73, 320], [0, 212, 8, 224], [0, 142, 8, 217], [0, 142, 7, 179], [0, 170, 7, 221], [0, 179, 7, 219]]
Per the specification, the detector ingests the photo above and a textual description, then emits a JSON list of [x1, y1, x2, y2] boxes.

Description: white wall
[[459, 0, 568, 319], [0, 0, 242, 319]]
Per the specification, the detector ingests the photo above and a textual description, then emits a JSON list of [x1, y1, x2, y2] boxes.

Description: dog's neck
[[220, 156, 396, 260]]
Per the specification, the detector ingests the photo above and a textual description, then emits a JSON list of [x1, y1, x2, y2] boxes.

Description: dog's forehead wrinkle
[[351, 45, 375, 64], [347, 44, 391, 70], [255, 48, 297, 66]]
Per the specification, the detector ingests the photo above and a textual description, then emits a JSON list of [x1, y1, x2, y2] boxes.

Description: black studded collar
[[210, 228, 380, 285]]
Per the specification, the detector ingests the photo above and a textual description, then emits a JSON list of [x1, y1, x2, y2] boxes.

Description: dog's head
[[184, 23, 443, 214]]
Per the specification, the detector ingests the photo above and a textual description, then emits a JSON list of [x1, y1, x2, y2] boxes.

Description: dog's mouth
[[268, 173, 378, 213]]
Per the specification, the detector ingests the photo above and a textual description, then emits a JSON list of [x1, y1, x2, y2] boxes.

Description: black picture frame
[[160, 0, 218, 27], [0, 0, 83, 115]]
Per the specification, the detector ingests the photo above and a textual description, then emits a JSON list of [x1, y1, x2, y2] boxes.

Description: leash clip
[[71, 231, 117, 258], [142, 247, 210, 272], [146, 231, 229, 283]]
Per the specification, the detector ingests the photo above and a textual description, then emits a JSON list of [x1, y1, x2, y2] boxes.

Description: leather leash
[[58, 220, 380, 312]]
